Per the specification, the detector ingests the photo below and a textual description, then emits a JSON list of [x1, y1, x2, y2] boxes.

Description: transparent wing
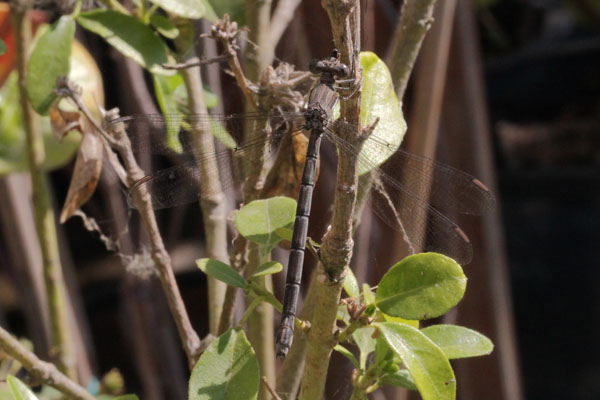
[[325, 126, 494, 265], [114, 113, 307, 210], [108, 112, 306, 155], [362, 133, 495, 216]]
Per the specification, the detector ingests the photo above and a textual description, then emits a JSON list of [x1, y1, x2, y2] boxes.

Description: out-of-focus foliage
[[0, 73, 79, 174]]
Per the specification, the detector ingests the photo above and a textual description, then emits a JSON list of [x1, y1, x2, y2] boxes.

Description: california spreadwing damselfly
[[110, 52, 495, 359]]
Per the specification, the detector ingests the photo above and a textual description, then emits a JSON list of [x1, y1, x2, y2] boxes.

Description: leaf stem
[[11, 2, 76, 380]]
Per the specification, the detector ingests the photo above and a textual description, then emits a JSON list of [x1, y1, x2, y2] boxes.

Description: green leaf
[[6, 375, 38, 400], [189, 329, 259, 400], [358, 52, 406, 175], [275, 227, 292, 241], [375, 253, 466, 320], [362, 283, 375, 304], [26, 16, 75, 114], [380, 370, 417, 391], [421, 324, 494, 359], [374, 322, 455, 400], [77, 10, 172, 75], [250, 261, 282, 278], [234, 196, 296, 245], [352, 327, 376, 370], [343, 267, 360, 298], [381, 312, 419, 329], [151, 0, 206, 19], [153, 74, 185, 152], [0, 38, 7, 55], [196, 258, 246, 288], [334, 344, 360, 369], [150, 14, 179, 39], [115, 396, 140, 400]]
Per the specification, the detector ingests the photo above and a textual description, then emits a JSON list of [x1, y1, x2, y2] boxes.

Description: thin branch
[[242, 2, 278, 396], [207, 16, 258, 111], [10, 2, 76, 380], [173, 17, 230, 338], [0, 326, 94, 400], [55, 79, 203, 369], [262, 376, 283, 400], [386, 0, 439, 100], [162, 54, 230, 70]]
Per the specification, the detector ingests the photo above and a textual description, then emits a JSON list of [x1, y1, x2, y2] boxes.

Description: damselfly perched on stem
[[111, 51, 495, 359]]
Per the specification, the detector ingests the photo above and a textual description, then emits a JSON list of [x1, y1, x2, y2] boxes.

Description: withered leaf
[[60, 117, 102, 223]]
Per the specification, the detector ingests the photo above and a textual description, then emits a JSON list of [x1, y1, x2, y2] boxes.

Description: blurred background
[[0, 0, 599, 399]]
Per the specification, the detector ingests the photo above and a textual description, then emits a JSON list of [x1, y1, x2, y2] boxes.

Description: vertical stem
[[299, 1, 363, 398], [245, 0, 274, 80], [386, 0, 439, 100], [11, 3, 76, 380], [244, 3, 276, 398], [174, 20, 229, 336], [245, 247, 275, 400]]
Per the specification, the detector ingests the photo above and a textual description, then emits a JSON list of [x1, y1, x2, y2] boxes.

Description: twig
[[299, 0, 363, 398], [161, 54, 230, 70], [385, 0, 439, 100], [10, 2, 76, 380], [207, 16, 258, 111], [0, 326, 94, 400], [173, 18, 230, 338], [55, 78, 203, 369]]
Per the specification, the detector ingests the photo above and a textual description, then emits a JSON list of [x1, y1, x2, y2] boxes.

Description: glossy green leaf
[[380, 370, 417, 391], [352, 327, 376, 370], [196, 258, 246, 289], [359, 52, 406, 175], [6, 375, 38, 400], [334, 344, 360, 369], [0, 38, 7, 55], [422, 324, 494, 359], [374, 336, 393, 365], [26, 16, 75, 114], [189, 329, 259, 400], [374, 322, 455, 400], [150, 0, 211, 20], [234, 196, 296, 245], [150, 14, 179, 39], [343, 267, 360, 298], [381, 312, 419, 329], [250, 261, 283, 278], [375, 253, 466, 320], [77, 10, 172, 75]]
